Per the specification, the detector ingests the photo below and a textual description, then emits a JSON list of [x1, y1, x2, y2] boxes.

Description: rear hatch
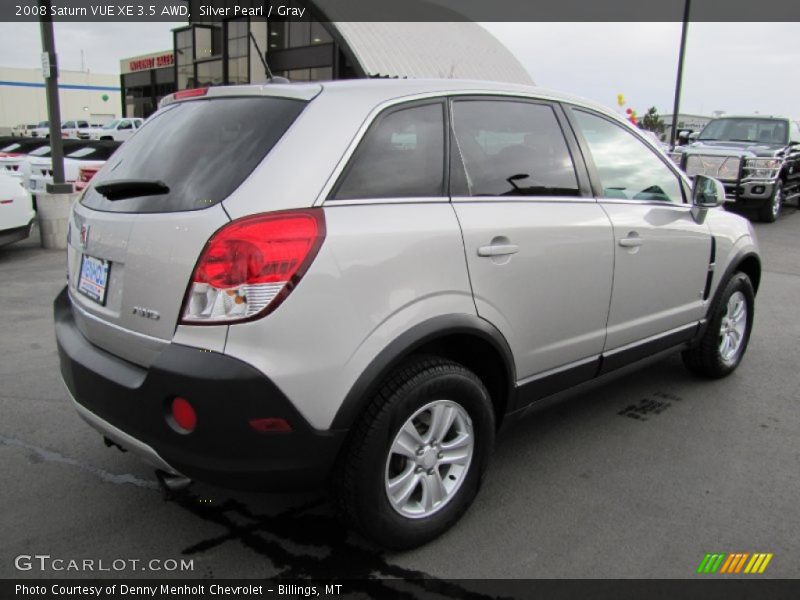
[[67, 93, 310, 366]]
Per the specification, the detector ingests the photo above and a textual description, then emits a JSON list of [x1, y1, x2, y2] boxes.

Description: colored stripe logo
[[697, 552, 773, 574]]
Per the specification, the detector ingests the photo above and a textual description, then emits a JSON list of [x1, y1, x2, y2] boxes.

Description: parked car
[[0, 172, 35, 247], [55, 80, 761, 549], [0, 140, 68, 189], [28, 141, 120, 194], [11, 124, 38, 137], [29, 121, 50, 138], [670, 116, 800, 222], [60, 120, 94, 139], [88, 118, 144, 141], [74, 165, 100, 191]]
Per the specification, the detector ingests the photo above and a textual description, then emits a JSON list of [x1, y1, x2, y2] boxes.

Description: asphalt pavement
[[1, 206, 798, 584]]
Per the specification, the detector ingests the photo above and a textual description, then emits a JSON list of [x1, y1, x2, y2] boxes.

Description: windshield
[[699, 118, 788, 144], [82, 96, 307, 213], [37, 121, 48, 128], [102, 120, 120, 129]]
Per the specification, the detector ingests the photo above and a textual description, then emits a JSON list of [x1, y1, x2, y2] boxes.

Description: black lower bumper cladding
[[54, 287, 346, 491]]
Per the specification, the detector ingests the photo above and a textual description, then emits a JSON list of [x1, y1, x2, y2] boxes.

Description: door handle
[[478, 243, 519, 257], [618, 233, 643, 248]]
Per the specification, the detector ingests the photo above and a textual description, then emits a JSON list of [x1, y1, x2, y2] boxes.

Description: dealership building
[[0, 66, 120, 134], [119, 17, 532, 118]]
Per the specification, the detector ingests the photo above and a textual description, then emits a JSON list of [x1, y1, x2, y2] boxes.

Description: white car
[[11, 124, 38, 137], [27, 142, 119, 194], [0, 173, 35, 247], [61, 120, 94, 140], [0, 143, 53, 189], [89, 118, 143, 142], [29, 121, 51, 138]]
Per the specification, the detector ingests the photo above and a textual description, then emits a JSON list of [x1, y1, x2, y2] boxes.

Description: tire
[[333, 356, 495, 549], [682, 272, 755, 378], [758, 181, 783, 223]]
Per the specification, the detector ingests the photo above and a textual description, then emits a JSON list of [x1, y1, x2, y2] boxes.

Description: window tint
[[332, 103, 445, 200], [573, 110, 683, 203], [451, 100, 579, 197], [81, 97, 306, 213]]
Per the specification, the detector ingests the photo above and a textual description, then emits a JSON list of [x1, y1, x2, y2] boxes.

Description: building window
[[175, 28, 194, 90], [268, 19, 333, 51], [226, 18, 249, 85], [195, 25, 222, 60], [196, 60, 223, 87]]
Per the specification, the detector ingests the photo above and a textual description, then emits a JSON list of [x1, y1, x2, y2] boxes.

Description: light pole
[[669, 0, 691, 150], [38, 0, 71, 193]]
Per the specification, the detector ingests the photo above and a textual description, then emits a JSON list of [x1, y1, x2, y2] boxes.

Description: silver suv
[[55, 80, 760, 549]]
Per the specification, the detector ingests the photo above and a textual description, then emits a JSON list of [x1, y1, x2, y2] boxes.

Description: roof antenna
[[249, 31, 289, 84]]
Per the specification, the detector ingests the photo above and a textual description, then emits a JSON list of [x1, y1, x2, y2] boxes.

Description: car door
[[567, 107, 712, 363], [117, 120, 134, 140], [450, 97, 615, 403]]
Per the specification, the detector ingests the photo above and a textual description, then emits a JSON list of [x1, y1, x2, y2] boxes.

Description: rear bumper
[[0, 220, 33, 247], [54, 287, 347, 491]]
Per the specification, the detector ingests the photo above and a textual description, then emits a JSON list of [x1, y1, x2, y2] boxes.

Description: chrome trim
[[324, 197, 447, 207], [68, 288, 168, 347], [451, 195, 597, 204], [66, 385, 183, 476], [603, 323, 698, 357], [517, 355, 600, 388]]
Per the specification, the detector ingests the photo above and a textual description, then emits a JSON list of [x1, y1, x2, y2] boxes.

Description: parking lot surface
[[1, 207, 799, 582]]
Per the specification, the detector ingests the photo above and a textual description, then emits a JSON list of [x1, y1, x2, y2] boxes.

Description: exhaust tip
[[155, 470, 192, 500]]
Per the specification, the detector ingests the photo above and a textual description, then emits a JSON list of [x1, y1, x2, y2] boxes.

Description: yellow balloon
[[617, 94, 625, 107]]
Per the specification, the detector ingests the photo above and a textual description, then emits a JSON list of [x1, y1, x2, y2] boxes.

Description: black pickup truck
[[670, 116, 800, 222]]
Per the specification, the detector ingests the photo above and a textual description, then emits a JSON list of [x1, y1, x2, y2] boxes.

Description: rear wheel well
[[413, 334, 512, 428], [736, 255, 761, 294]]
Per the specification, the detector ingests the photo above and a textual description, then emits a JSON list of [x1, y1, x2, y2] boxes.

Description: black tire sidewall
[[355, 366, 494, 548]]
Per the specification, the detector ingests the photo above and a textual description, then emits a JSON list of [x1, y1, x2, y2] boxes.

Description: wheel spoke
[[731, 300, 745, 324], [719, 334, 731, 357], [439, 445, 471, 466], [392, 422, 424, 458], [420, 471, 447, 511], [426, 403, 457, 443], [388, 464, 420, 506]]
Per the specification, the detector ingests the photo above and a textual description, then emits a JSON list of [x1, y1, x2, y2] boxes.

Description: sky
[[0, 21, 797, 118]]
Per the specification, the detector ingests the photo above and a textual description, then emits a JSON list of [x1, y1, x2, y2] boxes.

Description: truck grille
[[685, 155, 741, 181]]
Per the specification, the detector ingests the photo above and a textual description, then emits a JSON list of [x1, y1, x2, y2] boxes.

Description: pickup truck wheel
[[758, 181, 783, 223], [333, 356, 495, 549], [682, 272, 754, 378]]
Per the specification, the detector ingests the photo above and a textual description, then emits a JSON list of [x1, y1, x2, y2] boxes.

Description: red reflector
[[170, 397, 197, 433], [249, 418, 292, 433], [0, 199, 13, 205], [174, 87, 209, 100]]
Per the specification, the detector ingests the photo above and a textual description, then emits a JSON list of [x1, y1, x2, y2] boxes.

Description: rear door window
[[451, 99, 580, 197], [81, 96, 307, 213], [330, 102, 445, 200]]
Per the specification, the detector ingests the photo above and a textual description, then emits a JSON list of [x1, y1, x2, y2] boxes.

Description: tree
[[639, 106, 665, 135]]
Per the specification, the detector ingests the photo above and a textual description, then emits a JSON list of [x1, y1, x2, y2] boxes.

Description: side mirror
[[692, 175, 725, 208]]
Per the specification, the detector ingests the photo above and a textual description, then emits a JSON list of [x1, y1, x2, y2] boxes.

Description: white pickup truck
[[86, 118, 144, 142]]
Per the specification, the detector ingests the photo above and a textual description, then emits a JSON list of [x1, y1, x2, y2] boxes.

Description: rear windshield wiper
[[93, 179, 169, 201]]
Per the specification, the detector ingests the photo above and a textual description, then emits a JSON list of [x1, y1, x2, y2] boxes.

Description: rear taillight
[[180, 209, 326, 324]]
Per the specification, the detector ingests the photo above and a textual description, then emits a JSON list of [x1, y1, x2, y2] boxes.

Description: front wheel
[[333, 356, 495, 549], [758, 181, 783, 223], [682, 272, 754, 378]]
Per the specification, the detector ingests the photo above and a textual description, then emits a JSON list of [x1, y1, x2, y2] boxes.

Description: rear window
[[81, 97, 306, 213]]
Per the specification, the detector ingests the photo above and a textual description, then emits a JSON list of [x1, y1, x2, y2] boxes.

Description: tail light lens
[[180, 209, 326, 324]]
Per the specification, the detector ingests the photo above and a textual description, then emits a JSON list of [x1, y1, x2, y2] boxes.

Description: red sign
[[128, 53, 174, 73]]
